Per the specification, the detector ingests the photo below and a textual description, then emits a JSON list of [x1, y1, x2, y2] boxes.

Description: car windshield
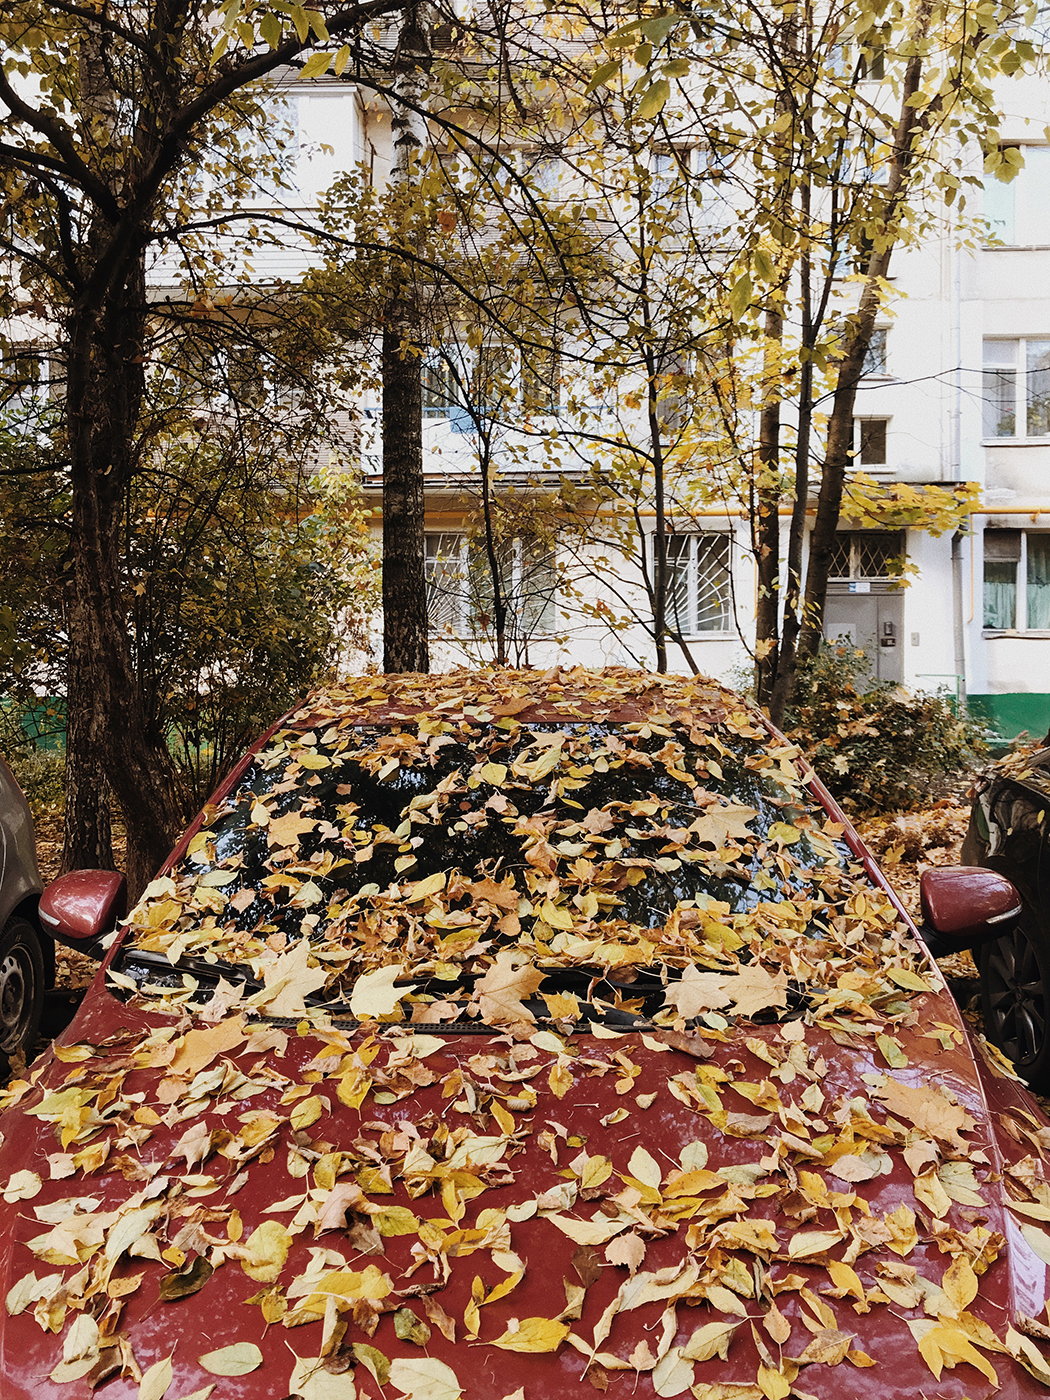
[[115, 672, 927, 1030]]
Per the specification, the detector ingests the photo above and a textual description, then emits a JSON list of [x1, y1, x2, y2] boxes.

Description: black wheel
[[0, 917, 44, 1077], [980, 912, 1050, 1093]]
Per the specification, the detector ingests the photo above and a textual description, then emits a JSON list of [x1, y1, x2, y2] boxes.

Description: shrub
[[785, 644, 990, 817]]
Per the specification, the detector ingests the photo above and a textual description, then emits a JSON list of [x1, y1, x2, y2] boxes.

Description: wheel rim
[[0, 944, 33, 1053], [985, 925, 1047, 1068]]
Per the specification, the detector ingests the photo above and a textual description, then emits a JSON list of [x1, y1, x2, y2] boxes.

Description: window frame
[[983, 529, 1050, 633], [660, 531, 733, 638], [982, 337, 1050, 441], [424, 531, 558, 638]]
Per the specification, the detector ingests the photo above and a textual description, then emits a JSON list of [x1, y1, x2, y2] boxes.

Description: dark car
[[2, 670, 1050, 1398], [0, 755, 51, 1071], [962, 742, 1050, 1090]]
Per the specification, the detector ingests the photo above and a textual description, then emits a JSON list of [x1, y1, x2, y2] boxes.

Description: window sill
[[678, 631, 734, 640], [983, 629, 1050, 638], [981, 438, 1050, 446]]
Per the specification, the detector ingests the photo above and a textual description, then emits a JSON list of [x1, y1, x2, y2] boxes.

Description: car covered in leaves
[[2, 668, 1050, 1399]]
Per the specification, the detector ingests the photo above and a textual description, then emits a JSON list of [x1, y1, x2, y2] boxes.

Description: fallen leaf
[[491, 1317, 570, 1352], [198, 1342, 264, 1376], [350, 965, 407, 1019], [474, 951, 544, 1025], [388, 1356, 462, 1400]]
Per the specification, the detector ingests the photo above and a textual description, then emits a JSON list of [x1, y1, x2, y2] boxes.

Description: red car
[[2, 669, 1050, 1399]]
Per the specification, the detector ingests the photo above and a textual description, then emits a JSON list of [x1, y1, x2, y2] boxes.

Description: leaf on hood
[[869, 1076, 974, 1149], [288, 1354, 356, 1399], [690, 803, 758, 847], [266, 810, 317, 850], [241, 1221, 292, 1282], [388, 1356, 462, 1400], [159, 1255, 213, 1302], [547, 1213, 631, 1245], [198, 1342, 264, 1377], [911, 1321, 999, 1385], [138, 1356, 174, 1400], [1, 1170, 41, 1202], [166, 1015, 248, 1078], [605, 1232, 646, 1273], [491, 1317, 570, 1352], [473, 951, 545, 1025]]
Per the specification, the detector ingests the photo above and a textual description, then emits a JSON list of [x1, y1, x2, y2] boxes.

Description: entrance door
[[824, 593, 904, 682]]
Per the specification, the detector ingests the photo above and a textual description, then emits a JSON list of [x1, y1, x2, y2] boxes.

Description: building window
[[664, 533, 731, 635], [983, 338, 1050, 438], [983, 145, 1050, 245], [828, 531, 904, 580], [851, 418, 888, 466], [425, 532, 557, 636], [984, 530, 1050, 629], [862, 329, 889, 376], [422, 359, 461, 416]]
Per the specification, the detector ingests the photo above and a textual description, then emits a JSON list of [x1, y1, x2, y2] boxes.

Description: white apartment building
[[141, 67, 1050, 740]]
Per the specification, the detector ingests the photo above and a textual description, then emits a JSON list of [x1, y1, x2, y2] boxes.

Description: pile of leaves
[[116, 667, 934, 1035], [785, 646, 988, 818], [2, 669, 1050, 1399]]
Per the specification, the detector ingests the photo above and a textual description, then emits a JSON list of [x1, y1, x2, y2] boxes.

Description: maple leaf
[[350, 964, 407, 1019], [722, 964, 789, 1018], [473, 951, 544, 1025], [689, 802, 758, 846], [663, 966, 732, 1019], [250, 941, 328, 1018], [266, 810, 317, 850]]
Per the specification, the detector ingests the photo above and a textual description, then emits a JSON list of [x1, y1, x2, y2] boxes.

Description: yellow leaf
[[540, 899, 574, 930], [876, 1034, 908, 1069], [406, 872, 446, 902], [288, 1353, 354, 1399], [349, 965, 406, 1019], [372, 1207, 420, 1237], [478, 762, 507, 785], [291, 1096, 324, 1131], [387, 1356, 462, 1400], [198, 1342, 264, 1376], [549, 1063, 574, 1098], [241, 1221, 292, 1282], [756, 1363, 791, 1400], [941, 1256, 978, 1313], [491, 1317, 569, 1353], [491, 1101, 515, 1135], [139, 1357, 174, 1400]]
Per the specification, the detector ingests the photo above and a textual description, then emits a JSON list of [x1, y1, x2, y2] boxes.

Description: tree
[[0, 0, 403, 891], [601, 0, 1035, 719]]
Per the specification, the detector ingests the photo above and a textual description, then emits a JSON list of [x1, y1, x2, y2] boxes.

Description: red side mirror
[[920, 865, 1022, 948], [39, 870, 127, 950]]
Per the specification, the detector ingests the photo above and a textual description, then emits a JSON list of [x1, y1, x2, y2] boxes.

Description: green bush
[[785, 644, 990, 817]]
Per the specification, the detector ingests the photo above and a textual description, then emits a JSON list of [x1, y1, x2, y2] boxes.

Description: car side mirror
[[919, 865, 1021, 951], [39, 870, 127, 955]]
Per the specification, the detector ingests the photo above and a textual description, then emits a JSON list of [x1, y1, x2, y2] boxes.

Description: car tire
[[0, 917, 44, 1080], [980, 910, 1050, 1093]]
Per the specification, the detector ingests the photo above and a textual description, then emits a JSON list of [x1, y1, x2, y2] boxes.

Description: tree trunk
[[381, 4, 431, 675], [382, 318, 428, 672], [753, 303, 783, 708], [795, 38, 929, 667], [63, 244, 186, 895]]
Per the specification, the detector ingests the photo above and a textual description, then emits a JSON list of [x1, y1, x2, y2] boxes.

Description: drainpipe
[[952, 530, 967, 708]]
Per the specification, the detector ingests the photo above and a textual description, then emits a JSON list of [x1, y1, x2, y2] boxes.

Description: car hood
[[1, 976, 1050, 1399]]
